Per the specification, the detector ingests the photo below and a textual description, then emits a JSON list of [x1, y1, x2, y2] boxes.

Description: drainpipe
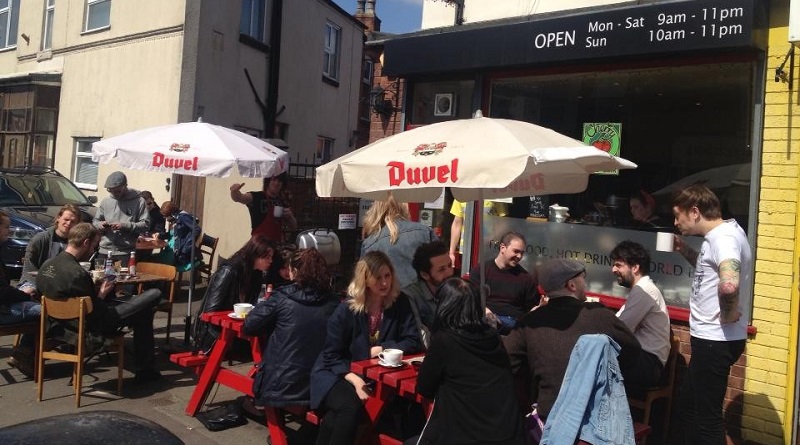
[[265, 0, 283, 138]]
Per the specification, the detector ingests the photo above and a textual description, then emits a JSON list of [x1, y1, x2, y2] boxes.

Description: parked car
[[0, 167, 97, 278]]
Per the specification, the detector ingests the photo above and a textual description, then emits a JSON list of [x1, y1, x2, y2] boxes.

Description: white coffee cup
[[378, 348, 403, 366], [79, 262, 92, 271], [233, 303, 254, 318], [273, 205, 284, 218], [655, 232, 675, 252]]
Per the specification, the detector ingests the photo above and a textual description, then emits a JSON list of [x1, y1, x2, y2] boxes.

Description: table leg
[[185, 327, 235, 416]]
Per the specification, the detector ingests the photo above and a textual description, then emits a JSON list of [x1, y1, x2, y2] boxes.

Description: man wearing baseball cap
[[503, 258, 641, 421], [93, 171, 150, 265]]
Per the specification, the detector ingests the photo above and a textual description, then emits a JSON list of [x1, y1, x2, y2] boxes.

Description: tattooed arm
[[718, 258, 742, 324]]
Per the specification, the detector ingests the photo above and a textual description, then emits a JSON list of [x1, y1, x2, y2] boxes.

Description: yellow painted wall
[[748, 2, 798, 444]]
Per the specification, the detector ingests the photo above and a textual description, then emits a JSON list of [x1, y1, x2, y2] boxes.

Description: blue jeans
[[678, 336, 745, 445], [496, 315, 517, 335], [0, 301, 41, 349]]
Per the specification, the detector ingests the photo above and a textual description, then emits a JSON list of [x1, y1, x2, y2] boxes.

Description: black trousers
[[105, 288, 162, 370], [315, 379, 366, 445]]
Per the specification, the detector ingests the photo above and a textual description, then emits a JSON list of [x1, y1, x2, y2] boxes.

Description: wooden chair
[[135, 262, 177, 342], [0, 322, 39, 379], [36, 296, 124, 407], [196, 233, 219, 283], [628, 334, 681, 443]]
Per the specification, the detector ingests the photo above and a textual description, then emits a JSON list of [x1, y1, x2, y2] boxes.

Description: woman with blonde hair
[[361, 193, 437, 288], [311, 251, 422, 445]]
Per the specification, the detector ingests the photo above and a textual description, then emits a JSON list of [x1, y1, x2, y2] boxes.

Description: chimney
[[355, 0, 381, 33]]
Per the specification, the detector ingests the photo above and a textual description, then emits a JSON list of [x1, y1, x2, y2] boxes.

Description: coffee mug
[[378, 348, 403, 366], [79, 262, 91, 271], [656, 232, 674, 252], [233, 303, 254, 318], [273, 205, 284, 218]]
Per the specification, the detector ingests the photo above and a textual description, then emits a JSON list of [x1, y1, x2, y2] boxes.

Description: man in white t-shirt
[[610, 240, 671, 388], [671, 184, 751, 445]]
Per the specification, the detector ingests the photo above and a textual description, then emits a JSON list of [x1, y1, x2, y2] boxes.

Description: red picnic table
[[350, 355, 430, 445], [171, 311, 262, 416]]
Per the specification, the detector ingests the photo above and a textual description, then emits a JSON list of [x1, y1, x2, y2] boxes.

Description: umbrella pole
[[184, 190, 198, 345]]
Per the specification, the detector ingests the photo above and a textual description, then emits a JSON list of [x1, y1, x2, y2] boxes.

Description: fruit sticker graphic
[[582, 123, 622, 175]]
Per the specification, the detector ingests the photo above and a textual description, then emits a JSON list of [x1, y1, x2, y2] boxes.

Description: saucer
[[228, 312, 246, 320], [378, 360, 403, 368]]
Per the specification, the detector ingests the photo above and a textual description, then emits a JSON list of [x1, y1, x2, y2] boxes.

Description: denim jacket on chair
[[541, 334, 635, 445]]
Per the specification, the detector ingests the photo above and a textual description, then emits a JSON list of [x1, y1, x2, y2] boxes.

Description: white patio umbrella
[[317, 111, 636, 202], [316, 111, 636, 307], [93, 119, 289, 344]]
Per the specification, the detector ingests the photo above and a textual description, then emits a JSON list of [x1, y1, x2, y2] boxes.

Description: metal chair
[[135, 262, 177, 342], [36, 296, 124, 407], [196, 233, 219, 283]]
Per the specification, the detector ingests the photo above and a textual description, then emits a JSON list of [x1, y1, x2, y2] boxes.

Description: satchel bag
[[525, 404, 545, 445]]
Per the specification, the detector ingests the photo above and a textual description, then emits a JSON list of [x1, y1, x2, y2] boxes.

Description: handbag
[[196, 401, 247, 432], [525, 404, 545, 445]]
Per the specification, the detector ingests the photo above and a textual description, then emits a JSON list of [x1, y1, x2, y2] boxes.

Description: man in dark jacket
[[0, 211, 41, 377], [503, 258, 641, 420], [36, 222, 163, 383]]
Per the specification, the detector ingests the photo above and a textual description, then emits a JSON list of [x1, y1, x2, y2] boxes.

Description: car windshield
[[0, 174, 93, 206]]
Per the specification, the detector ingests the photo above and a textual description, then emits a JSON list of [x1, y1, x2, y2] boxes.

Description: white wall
[[422, 0, 632, 29]]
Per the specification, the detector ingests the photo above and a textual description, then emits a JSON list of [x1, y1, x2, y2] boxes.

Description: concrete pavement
[[0, 287, 298, 445]]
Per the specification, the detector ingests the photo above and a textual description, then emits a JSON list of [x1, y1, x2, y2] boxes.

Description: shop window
[[84, 0, 110, 33], [42, 0, 55, 50], [477, 61, 756, 310], [322, 22, 341, 81], [0, 0, 19, 49], [73, 138, 99, 190], [240, 0, 267, 42]]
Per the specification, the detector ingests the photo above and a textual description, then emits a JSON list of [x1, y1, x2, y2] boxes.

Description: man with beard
[[469, 231, 539, 334], [504, 258, 640, 422], [402, 241, 454, 348], [610, 240, 670, 387]]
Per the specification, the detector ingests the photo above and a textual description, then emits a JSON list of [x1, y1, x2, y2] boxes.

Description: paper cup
[[656, 232, 675, 252], [273, 205, 284, 218], [233, 303, 254, 318]]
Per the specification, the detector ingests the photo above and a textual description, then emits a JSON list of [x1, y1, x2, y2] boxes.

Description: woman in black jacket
[[243, 248, 338, 408], [409, 277, 525, 445], [192, 234, 274, 351], [311, 251, 422, 445]]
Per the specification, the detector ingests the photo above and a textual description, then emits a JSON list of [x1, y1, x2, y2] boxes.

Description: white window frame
[[0, 0, 20, 50], [323, 22, 341, 81], [362, 59, 374, 84], [84, 0, 110, 33], [42, 0, 55, 50], [240, 0, 267, 42], [316, 136, 334, 163], [73, 137, 100, 191]]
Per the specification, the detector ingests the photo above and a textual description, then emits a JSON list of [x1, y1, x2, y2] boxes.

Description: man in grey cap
[[93, 171, 149, 265], [503, 258, 641, 421]]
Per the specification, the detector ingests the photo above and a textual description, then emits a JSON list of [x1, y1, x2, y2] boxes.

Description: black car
[[0, 167, 97, 278]]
